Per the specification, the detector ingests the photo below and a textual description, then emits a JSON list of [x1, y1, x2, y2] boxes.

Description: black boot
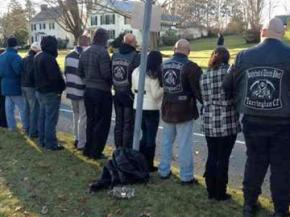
[[147, 146, 157, 172], [243, 204, 260, 217], [205, 175, 216, 199], [215, 179, 231, 201]]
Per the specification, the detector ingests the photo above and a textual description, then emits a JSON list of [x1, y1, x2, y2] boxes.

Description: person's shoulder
[[187, 60, 202, 72]]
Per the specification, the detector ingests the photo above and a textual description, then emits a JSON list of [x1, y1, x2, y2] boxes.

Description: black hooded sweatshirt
[[34, 36, 65, 94], [22, 50, 37, 88]]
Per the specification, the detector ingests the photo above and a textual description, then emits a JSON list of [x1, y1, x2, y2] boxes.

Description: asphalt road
[[57, 97, 271, 198]]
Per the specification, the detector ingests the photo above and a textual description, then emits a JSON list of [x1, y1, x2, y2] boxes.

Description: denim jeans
[[158, 120, 194, 182], [37, 92, 61, 149], [71, 99, 86, 149], [0, 94, 7, 128], [5, 95, 27, 131], [22, 87, 39, 137], [242, 117, 290, 214]]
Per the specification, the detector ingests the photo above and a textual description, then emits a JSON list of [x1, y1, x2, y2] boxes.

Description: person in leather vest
[[112, 33, 140, 148], [223, 18, 290, 217], [158, 39, 203, 185]]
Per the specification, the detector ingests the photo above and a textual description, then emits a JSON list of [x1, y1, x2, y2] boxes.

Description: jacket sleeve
[[99, 49, 112, 82], [131, 68, 137, 94], [223, 53, 241, 96], [12, 55, 23, 76], [188, 62, 203, 104], [133, 52, 141, 69], [150, 78, 163, 102]]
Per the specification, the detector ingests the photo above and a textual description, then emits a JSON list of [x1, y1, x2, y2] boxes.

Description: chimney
[[40, 4, 48, 11]]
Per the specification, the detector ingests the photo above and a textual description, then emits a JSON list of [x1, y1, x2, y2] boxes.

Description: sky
[[1, 0, 290, 19]]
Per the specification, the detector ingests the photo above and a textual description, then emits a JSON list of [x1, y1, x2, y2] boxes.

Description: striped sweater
[[64, 47, 86, 100]]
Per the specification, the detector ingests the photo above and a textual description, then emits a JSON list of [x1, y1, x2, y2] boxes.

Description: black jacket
[[22, 50, 37, 88], [112, 44, 140, 107], [89, 148, 149, 192], [34, 36, 65, 94]]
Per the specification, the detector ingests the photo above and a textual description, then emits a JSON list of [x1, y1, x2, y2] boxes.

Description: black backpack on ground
[[89, 148, 150, 193]]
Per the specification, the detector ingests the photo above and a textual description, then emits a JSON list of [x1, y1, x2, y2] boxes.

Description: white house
[[30, 5, 75, 48], [87, 1, 182, 45]]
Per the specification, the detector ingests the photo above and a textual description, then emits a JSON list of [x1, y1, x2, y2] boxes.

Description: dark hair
[[78, 35, 90, 47], [208, 47, 230, 69], [7, 37, 18, 48], [146, 50, 163, 79], [93, 28, 108, 47]]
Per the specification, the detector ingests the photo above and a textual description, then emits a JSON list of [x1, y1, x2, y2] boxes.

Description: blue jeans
[[22, 87, 39, 137], [158, 120, 194, 182], [5, 95, 27, 131], [37, 92, 61, 149]]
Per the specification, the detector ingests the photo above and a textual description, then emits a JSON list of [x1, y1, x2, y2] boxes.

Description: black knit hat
[[7, 37, 18, 48]]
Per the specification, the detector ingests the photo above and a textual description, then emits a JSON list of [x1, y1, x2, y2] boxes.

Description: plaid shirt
[[201, 64, 241, 137]]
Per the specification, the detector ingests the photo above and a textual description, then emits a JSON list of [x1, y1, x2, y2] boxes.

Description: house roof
[[31, 6, 62, 22]]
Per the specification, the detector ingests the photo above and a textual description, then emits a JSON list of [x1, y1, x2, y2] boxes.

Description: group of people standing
[[0, 17, 288, 217]]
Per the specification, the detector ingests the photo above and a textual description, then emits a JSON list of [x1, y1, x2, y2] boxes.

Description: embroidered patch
[[162, 62, 184, 94], [245, 67, 284, 110], [112, 59, 130, 87]]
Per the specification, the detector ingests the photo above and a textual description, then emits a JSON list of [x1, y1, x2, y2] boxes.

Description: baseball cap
[[263, 18, 285, 39]]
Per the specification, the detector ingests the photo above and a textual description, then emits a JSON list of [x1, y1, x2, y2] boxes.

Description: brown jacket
[[161, 53, 203, 123]]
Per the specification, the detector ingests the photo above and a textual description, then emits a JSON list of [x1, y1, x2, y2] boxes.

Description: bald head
[[123, 33, 137, 48], [174, 39, 191, 56]]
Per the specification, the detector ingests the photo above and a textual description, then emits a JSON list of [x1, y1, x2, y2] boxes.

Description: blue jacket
[[0, 48, 23, 96], [223, 38, 290, 119]]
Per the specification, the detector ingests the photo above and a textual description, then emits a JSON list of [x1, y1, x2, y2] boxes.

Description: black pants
[[83, 88, 112, 158], [204, 135, 236, 197], [114, 100, 134, 148], [242, 117, 290, 214], [0, 94, 7, 128], [139, 110, 160, 169]]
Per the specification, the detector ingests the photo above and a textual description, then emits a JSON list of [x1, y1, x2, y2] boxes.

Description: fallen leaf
[[41, 205, 48, 215]]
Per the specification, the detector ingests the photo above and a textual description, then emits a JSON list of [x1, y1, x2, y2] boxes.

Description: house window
[[124, 17, 130, 25], [49, 23, 55, 30], [39, 23, 42, 30], [43, 23, 46, 29], [31, 24, 33, 31], [33, 24, 36, 31], [101, 14, 115, 25], [31, 36, 34, 42], [91, 16, 98, 26], [107, 30, 115, 39]]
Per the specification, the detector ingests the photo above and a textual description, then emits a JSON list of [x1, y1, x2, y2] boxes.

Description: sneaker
[[181, 178, 199, 186], [215, 193, 232, 201], [95, 153, 108, 160], [159, 171, 172, 180], [46, 145, 64, 151]]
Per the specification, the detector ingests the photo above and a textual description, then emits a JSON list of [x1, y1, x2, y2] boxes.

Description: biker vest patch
[[112, 59, 130, 88], [162, 61, 184, 94], [245, 67, 284, 110]]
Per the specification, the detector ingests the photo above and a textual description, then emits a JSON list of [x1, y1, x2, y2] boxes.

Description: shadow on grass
[[0, 129, 272, 217]]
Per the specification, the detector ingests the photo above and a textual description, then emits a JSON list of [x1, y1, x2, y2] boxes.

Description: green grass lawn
[[0, 128, 274, 217], [18, 34, 290, 71]]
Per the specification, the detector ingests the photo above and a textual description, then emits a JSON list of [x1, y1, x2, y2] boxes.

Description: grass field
[[0, 129, 274, 217], [19, 35, 253, 70], [18, 34, 290, 70]]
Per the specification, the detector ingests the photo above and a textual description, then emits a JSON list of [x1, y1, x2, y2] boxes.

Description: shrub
[[161, 29, 179, 46], [244, 29, 260, 44], [57, 38, 69, 49]]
